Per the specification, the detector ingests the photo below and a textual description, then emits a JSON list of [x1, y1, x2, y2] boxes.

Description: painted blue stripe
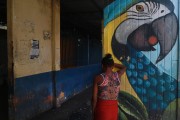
[[55, 64, 101, 100], [14, 64, 101, 120], [15, 72, 53, 120]]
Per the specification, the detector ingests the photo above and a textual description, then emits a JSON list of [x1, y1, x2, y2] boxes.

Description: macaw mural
[[104, 0, 180, 120]]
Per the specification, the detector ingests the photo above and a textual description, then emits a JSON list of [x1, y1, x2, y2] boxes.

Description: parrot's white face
[[115, 2, 172, 45], [115, 1, 173, 45], [127, 2, 171, 21], [113, 0, 178, 66]]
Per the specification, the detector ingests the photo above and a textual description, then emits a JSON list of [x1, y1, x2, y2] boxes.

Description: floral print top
[[97, 72, 120, 100]]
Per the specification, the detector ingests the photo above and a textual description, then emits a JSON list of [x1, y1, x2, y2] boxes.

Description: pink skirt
[[94, 99, 118, 120]]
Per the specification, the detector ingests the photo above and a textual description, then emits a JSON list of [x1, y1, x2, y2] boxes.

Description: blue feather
[[123, 45, 180, 113]]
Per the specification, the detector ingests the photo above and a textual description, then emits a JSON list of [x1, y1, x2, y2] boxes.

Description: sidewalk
[[30, 87, 93, 120]]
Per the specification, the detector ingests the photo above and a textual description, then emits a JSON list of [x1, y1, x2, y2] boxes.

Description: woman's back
[[97, 72, 120, 100]]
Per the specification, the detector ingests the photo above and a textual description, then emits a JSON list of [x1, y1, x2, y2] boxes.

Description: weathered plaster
[[12, 0, 53, 78]]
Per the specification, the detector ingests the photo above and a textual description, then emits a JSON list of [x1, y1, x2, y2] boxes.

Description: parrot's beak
[[127, 12, 178, 64], [151, 12, 178, 63]]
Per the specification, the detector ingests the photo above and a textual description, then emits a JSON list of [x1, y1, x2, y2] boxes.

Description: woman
[[92, 53, 126, 120]]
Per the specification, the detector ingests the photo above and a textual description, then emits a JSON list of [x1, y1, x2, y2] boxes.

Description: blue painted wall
[[55, 64, 101, 105], [14, 72, 53, 120], [13, 64, 101, 120]]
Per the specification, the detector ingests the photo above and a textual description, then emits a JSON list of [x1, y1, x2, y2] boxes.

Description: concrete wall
[[11, 64, 101, 120], [55, 64, 101, 107], [103, 0, 180, 120], [11, 0, 57, 78], [7, 1, 101, 120], [7, 0, 60, 119]]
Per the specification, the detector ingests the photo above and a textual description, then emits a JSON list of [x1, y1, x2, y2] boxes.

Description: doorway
[[60, 0, 104, 69], [0, 0, 8, 119]]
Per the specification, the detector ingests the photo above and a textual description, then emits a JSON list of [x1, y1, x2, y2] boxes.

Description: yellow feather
[[103, 12, 141, 101]]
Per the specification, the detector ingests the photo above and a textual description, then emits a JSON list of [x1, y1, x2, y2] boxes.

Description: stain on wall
[[14, 72, 53, 120], [9, 1, 100, 120], [23, 20, 35, 33], [55, 64, 101, 107], [43, 31, 51, 40], [103, 0, 180, 120], [12, 64, 101, 120], [8, 0, 60, 119], [37, 0, 51, 15], [12, 0, 53, 78]]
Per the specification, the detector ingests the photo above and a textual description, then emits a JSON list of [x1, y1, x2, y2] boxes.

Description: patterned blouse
[[97, 72, 120, 100]]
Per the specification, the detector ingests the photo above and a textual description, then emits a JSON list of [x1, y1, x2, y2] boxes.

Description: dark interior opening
[[60, 0, 104, 69], [0, 0, 8, 119]]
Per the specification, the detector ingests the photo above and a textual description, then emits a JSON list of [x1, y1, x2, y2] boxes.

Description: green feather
[[118, 91, 149, 120], [118, 106, 128, 120]]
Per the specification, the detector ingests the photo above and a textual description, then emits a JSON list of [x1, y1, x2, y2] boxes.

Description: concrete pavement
[[30, 87, 93, 120]]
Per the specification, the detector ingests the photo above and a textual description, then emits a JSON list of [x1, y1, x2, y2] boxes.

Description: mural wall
[[103, 0, 180, 119]]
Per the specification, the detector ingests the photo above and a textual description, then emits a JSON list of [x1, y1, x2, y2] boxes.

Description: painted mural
[[104, 0, 179, 120]]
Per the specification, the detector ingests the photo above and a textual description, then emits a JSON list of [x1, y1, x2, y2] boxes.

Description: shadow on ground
[[30, 87, 93, 120]]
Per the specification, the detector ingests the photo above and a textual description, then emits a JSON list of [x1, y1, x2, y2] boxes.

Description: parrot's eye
[[136, 5, 144, 12], [161, 10, 164, 13]]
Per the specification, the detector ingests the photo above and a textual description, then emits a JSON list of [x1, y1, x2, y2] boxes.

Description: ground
[[31, 87, 92, 120]]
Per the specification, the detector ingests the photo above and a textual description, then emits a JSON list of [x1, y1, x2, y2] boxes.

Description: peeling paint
[[13, 91, 36, 107], [55, 64, 101, 107], [56, 91, 65, 106], [12, 0, 54, 78], [9, 0, 60, 119], [43, 31, 51, 40], [37, 0, 51, 14], [12, 96, 20, 108], [23, 20, 35, 33], [44, 95, 53, 104], [16, 39, 31, 64], [59, 92, 65, 99]]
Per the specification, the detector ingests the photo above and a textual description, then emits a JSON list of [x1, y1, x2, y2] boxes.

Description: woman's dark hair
[[101, 53, 114, 67]]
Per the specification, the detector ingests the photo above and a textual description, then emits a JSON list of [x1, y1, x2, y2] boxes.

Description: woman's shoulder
[[112, 71, 118, 75], [94, 74, 104, 85]]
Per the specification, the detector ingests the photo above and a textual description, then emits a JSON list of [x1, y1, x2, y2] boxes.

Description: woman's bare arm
[[114, 63, 126, 76], [92, 76, 98, 114], [91, 75, 102, 115]]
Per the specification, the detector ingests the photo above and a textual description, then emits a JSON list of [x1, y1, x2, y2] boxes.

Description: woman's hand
[[114, 63, 126, 76]]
